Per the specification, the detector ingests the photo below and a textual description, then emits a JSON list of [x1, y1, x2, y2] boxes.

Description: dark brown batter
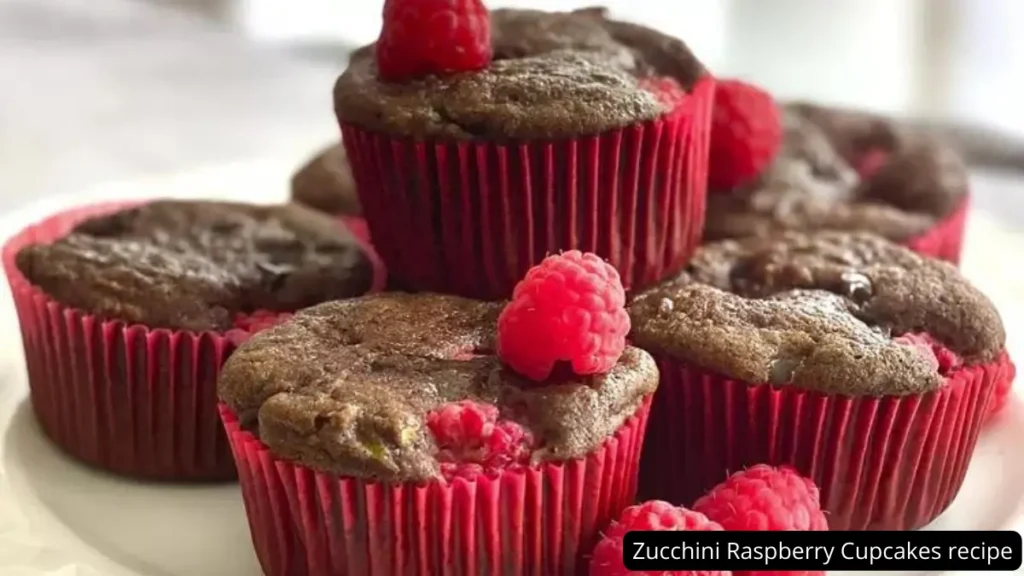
[[218, 293, 658, 482], [629, 232, 1004, 396], [705, 104, 969, 242], [334, 7, 706, 140], [16, 200, 374, 332], [290, 143, 362, 216]]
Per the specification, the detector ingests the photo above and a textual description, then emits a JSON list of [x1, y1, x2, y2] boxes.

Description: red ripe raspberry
[[376, 0, 492, 82], [639, 76, 688, 110], [894, 333, 962, 375], [590, 500, 729, 576], [497, 251, 630, 382], [708, 78, 782, 191], [426, 400, 532, 477], [694, 464, 828, 532]]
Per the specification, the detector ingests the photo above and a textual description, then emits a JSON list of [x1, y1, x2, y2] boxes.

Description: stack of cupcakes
[[4, 1, 1018, 575]]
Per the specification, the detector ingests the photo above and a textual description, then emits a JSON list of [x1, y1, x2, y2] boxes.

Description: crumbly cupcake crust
[[704, 103, 969, 242], [15, 200, 373, 332], [629, 232, 1004, 396], [218, 293, 658, 482], [290, 143, 362, 216], [334, 7, 705, 140]]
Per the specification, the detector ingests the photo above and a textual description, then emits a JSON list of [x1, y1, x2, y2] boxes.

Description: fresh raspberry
[[708, 78, 783, 190], [856, 149, 889, 179], [590, 500, 729, 576], [894, 333, 962, 375], [376, 0, 491, 82], [426, 400, 533, 477], [694, 465, 827, 576], [639, 76, 688, 110], [497, 251, 630, 382]]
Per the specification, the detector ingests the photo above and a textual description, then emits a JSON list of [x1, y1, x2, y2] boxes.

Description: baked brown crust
[[629, 232, 1004, 396], [290, 143, 362, 216], [704, 103, 969, 242], [15, 200, 373, 332], [334, 7, 706, 140], [218, 293, 658, 482]]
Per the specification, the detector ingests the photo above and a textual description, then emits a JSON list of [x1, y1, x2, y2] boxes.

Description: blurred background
[[2, 0, 1023, 221]]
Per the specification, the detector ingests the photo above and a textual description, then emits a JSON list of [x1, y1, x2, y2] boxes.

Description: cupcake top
[[290, 143, 362, 216], [218, 292, 658, 482], [334, 7, 705, 140], [704, 103, 969, 242], [629, 232, 1004, 396], [15, 200, 374, 332]]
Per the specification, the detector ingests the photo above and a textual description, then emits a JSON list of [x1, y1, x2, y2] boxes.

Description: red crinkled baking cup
[[221, 397, 651, 576], [636, 351, 1014, 531], [341, 76, 715, 300], [2, 202, 386, 482], [904, 196, 969, 265]]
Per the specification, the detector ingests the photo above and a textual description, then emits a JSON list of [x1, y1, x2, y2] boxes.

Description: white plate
[[0, 161, 1021, 576]]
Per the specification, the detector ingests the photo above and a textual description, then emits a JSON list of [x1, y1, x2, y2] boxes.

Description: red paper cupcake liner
[[636, 352, 1014, 531], [904, 196, 969, 264], [2, 202, 386, 482], [221, 397, 651, 576], [341, 76, 715, 300]]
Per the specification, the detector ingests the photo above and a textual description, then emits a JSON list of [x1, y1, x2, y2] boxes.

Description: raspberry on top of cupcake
[[334, 4, 706, 140], [15, 200, 375, 332], [290, 143, 362, 217], [218, 251, 656, 482], [629, 231, 1005, 395], [705, 80, 969, 245]]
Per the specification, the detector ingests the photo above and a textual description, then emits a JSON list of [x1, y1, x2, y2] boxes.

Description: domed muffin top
[[334, 7, 705, 140], [218, 292, 658, 482], [704, 103, 969, 242], [290, 143, 362, 216], [15, 200, 374, 332], [629, 232, 1004, 396]]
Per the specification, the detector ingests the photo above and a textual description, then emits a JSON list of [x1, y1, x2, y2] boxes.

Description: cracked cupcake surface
[[628, 232, 1004, 396], [15, 200, 373, 332], [217, 293, 658, 482], [334, 7, 705, 140], [704, 103, 969, 243]]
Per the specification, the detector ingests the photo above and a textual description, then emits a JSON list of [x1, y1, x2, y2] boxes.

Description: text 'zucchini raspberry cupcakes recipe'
[[335, 2, 715, 300]]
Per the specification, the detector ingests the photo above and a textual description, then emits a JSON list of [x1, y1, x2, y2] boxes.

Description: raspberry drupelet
[[708, 78, 783, 190], [497, 250, 631, 382]]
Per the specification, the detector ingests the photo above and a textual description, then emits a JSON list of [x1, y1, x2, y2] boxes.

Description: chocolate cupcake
[[628, 231, 1013, 530], [706, 97, 969, 263], [219, 292, 656, 576], [3, 200, 386, 481], [336, 5, 715, 299], [291, 143, 361, 218]]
